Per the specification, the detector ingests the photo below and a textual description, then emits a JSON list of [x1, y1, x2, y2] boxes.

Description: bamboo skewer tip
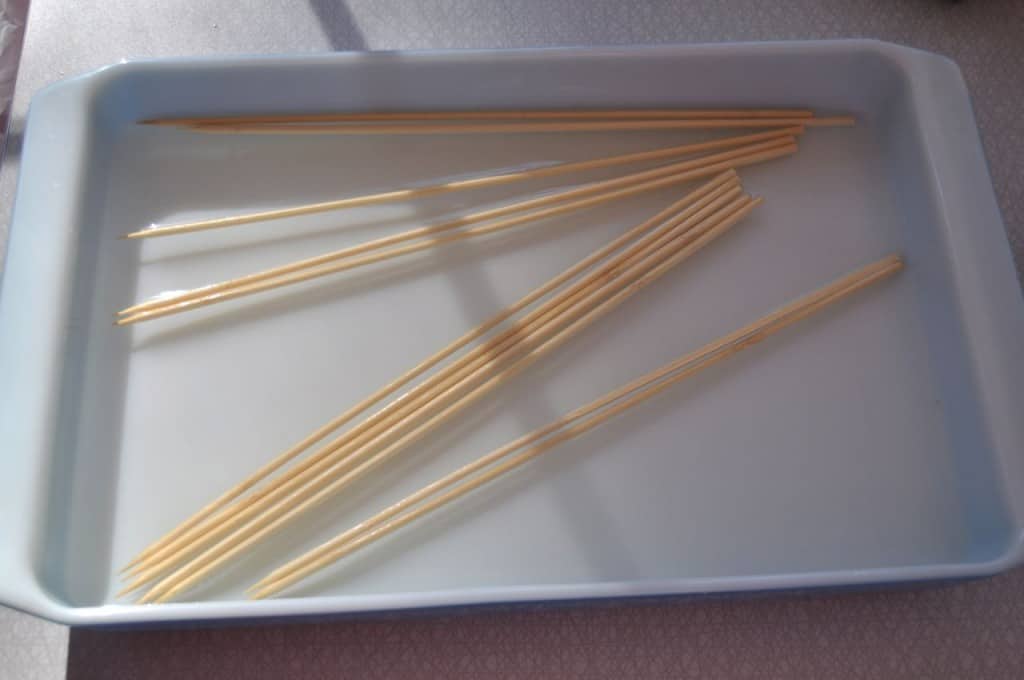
[[114, 580, 146, 599], [117, 561, 139, 574], [120, 227, 155, 240]]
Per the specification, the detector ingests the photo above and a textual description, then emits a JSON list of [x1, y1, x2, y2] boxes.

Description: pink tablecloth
[[68, 567, 1024, 679]]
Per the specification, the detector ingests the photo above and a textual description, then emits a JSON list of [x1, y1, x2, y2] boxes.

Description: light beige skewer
[[136, 197, 758, 603], [118, 144, 793, 326], [146, 109, 815, 126], [138, 198, 756, 603], [119, 169, 690, 318], [123, 127, 800, 239], [251, 254, 905, 599], [190, 117, 853, 135], [124, 191, 750, 591], [120, 180, 745, 588], [119, 173, 737, 576], [119, 139, 784, 317], [118, 137, 793, 322]]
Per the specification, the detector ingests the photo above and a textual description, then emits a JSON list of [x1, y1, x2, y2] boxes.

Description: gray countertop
[[1, 2, 1022, 678]]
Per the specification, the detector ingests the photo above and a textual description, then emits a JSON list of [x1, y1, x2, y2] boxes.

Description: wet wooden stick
[[120, 183, 746, 589], [190, 117, 852, 135], [118, 171, 736, 575], [117, 136, 792, 319], [135, 196, 758, 603], [117, 140, 795, 325], [145, 109, 815, 126], [250, 254, 904, 598], [123, 127, 799, 239]]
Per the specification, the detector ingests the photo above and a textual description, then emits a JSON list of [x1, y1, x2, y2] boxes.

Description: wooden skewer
[[118, 138, 784, 317], [119, 170, 699, 318], [122, 189, 715, 587], [119, 171, 737, 575], [145, 109, 815, 126], [189, 117, 853, 135], [118, 137, 794, 322], [121, 181, 744, 587], [251, 254, 905, 598], [119, 186, 745, 585], [140, 195, 757, 602], [118, 142, 794, 326], [123, 127, 800, 239], [138, 196, 759, 603]]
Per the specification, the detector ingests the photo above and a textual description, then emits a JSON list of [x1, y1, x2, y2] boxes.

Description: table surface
[[1, 1, 1022, 678]]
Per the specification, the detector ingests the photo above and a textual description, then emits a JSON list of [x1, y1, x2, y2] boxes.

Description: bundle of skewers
[[117, 108, 901, 603]]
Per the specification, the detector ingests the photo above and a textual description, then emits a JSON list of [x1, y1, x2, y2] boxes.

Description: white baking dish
[[1, 41, 1023, 625]]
